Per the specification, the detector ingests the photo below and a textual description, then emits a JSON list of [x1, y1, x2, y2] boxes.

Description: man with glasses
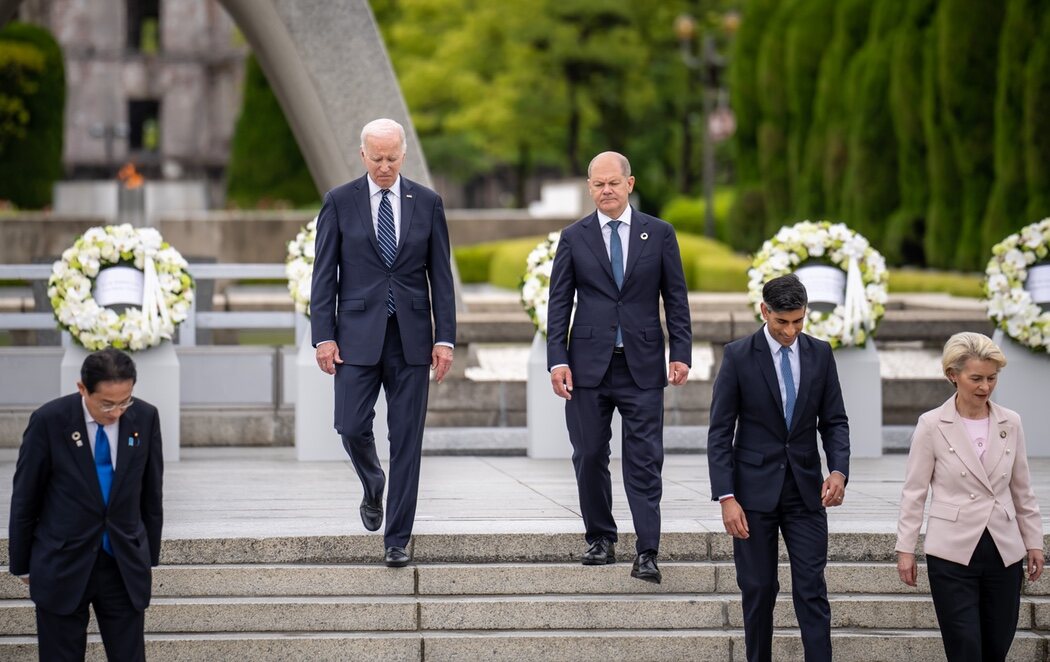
[[9, 348, 163, 661]]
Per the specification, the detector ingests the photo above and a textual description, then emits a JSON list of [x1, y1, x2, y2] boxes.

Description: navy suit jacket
[[707, 329, 850, 512], [8, 393, 163, 615], [310, 174, 456, 367], [546, 209, 691, 389]]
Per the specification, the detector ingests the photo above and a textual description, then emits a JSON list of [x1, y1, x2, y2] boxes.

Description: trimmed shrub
[[226, 55, 318, 208], [0, 22, 64, 209], [488, 236, 553, 290], [660, 188, 735, 243], [454, 243, 501, 284], [888, 268, 982, 298]]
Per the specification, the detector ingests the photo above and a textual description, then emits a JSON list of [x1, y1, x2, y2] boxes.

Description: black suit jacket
[[310, 174, 456, 367], [546, 209, 692, 389], [8, 393, 163, 614], [707, 329, 850, 512]]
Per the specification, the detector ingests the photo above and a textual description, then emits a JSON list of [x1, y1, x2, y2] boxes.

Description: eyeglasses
[[98, 398, 134, 413]]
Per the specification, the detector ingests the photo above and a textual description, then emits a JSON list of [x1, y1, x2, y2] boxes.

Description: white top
[[960, 414, 990, 461], [763, 324, 800, 407], [596, 205, 632, 271], [81, 397, 118, 468], [367, 174, 402, 244]]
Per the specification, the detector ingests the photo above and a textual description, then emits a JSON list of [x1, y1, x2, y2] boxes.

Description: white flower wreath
[[285, 217, 317, 316], [748, 221, 888, 348], [520, 231, 561, 336], [985, 217, 1050, 354], [48, 224, 194, 351]]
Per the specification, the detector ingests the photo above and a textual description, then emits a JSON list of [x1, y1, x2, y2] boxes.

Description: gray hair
[[360, 118, 407, 155], [941, 332, 1006, 382], [587, 151, 631, 178]]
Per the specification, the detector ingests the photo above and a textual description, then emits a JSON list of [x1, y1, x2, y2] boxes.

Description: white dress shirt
[[81, 397, 118, 469], [596, 205, 632, 271], [764, 324, 800, 410], [367, 174, 402, 244]]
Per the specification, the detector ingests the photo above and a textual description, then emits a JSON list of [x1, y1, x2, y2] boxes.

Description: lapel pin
[[406, 194, 413, 199], [128, 437, 134, 446], [1000, 430, 1007, 438], [640, 232, 649, 240], [72, 431, 82, 446]]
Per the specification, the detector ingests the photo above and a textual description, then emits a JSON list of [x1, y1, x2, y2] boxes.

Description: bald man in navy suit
[[547, 151, 692, 584]]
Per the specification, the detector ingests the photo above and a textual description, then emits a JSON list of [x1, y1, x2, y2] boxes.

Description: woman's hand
[[897, 551, 917, 587], [1027, 549, 1044, 582]]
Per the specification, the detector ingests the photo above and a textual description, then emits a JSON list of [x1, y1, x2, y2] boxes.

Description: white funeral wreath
[[520, 231, 561, 337], [286, 216, 317, 316], [49, 224, 194, 351], [985, 217, 1050, 354], [748, 220, 888, 348]]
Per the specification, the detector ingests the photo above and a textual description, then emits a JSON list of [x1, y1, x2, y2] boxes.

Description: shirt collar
[[367, 175, 401, 199], [763, 324, 798, 356], [598, 205, 632, 228]]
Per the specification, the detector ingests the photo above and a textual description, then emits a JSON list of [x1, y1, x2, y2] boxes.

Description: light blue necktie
[[377, 189, 397, 316], [95, 426, 114, 555], [781, 346, 796, 429], [608, 220, 624, 347]]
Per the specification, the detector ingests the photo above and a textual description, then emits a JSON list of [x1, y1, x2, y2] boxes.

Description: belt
[[612, 346, 625, 355]]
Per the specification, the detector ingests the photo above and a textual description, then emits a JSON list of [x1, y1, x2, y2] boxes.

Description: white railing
[[0, 263, 306, 347]]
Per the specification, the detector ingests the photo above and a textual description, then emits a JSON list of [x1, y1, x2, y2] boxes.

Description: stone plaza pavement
[[3, 446, 1049, 542]]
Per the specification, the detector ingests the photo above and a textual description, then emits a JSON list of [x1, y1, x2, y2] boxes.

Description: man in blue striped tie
[[311, 118, 456, 567]]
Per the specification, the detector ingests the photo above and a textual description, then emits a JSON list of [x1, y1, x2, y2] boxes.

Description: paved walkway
[[2, 447, 1049, 541]]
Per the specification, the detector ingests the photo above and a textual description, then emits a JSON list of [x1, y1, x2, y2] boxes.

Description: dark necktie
[[377, 189, 397, 316], [608, 220, 624, 347], [95, 426, 114, 555], [781, 346, 796, 429]]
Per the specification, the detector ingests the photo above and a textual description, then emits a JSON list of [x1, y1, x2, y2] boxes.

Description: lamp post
[[674, 13, 732, 240]]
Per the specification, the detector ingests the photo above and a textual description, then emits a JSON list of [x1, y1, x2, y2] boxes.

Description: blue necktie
[[377, 189, 397, 316], [781, 346, 796, 429], [95, 426, 114, 555], [608, 220, 624, 347]]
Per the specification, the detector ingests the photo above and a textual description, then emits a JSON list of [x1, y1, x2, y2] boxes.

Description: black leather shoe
[[360, 496, 383, 532], [581, 538, 615, 565], [384, 546, 411, 567], [631, 550, 661, 584]]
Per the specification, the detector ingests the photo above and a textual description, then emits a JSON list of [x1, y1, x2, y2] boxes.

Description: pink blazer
[[895, 396, 1043, 566]]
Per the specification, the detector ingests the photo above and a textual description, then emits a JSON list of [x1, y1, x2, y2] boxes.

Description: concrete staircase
[[1, 532, 1048, 661]]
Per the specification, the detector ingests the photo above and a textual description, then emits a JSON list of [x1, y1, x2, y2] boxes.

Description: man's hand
[[668, 361, 689, 386], [821, 471, 846, 507], [432, 345, 454, 383], [551, 366, 573, 400], [721, 497, 749, 539], [1028, 549, 1045, 582], [897, 552, 917, 587], [315, 342, 343, 375]]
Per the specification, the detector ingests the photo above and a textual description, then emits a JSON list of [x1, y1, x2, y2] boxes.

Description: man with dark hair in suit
[[707, 273, 850, 662], [547, 151, 692, 584], [9, 347, 163, 661], [311, 118, 456, 568]]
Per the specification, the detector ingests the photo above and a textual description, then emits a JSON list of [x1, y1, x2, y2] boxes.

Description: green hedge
[[659, 189, 735, 243], [0, 22, 64, 209], [888, 268, 983, 297]]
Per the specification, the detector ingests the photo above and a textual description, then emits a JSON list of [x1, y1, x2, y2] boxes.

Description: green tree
[[1023, 10, 1050, 224], [983, 0, 1046, 256], [937, 0, 1005, 270], [923, 5, 963, 270], [783, 0, 835, 219], [840, 0, 904, 245], [0, 22, 64, 209], [883, 0, 938, 265], [226, 54, 317, 208], [754, 0, 793, 235]]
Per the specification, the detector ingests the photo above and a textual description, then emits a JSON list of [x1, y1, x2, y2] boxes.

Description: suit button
[[617, 301, 623, 306], [961, 471, 967, 477], [1006, 449, 1011, 454], [1002, 473, 1007, 478], [969, 494, 976, 499], [785, 444, 790, 449], [779, 463, 785, 469]]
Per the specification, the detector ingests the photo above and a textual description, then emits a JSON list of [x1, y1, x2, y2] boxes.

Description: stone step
[[0, 629, 1045, 662], [2, 593, 1048, 636]]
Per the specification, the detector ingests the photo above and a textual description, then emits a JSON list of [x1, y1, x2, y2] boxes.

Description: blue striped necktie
[[377, 189, 397, 316], [95, 426, 114, 555]]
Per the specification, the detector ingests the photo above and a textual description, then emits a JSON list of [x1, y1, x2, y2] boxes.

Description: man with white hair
[[311, 118, 456, 567]]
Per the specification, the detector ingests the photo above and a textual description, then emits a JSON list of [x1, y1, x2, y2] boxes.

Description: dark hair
[[80, 348, 137, 393], [762, 273, 808, 313]]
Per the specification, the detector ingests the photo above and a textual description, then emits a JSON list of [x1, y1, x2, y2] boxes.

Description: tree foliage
[[0, 21, 64, 209]]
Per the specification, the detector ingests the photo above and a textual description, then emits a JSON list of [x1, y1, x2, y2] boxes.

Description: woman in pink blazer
[[896, 332, 1044, 662]]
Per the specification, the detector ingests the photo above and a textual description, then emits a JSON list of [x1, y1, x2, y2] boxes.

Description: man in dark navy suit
[[9, 348, 163, 661], [547, 151, 692, 584], [311, 118, 456, 567], [707, 274, 850, 662]]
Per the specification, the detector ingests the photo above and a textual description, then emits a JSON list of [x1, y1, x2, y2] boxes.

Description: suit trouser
[[927, 529, 1024, 662], [734, 465, 832, 662], [565, 351, 665, 554], [339, 314, 429, 548], [35, 551, 146, 662]]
